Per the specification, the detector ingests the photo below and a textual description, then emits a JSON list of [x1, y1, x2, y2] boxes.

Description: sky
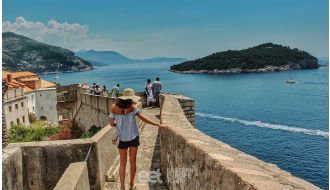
[[2, 0, 329, 59]]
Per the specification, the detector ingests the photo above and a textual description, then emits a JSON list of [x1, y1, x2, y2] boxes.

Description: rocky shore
[[170, 64, 299, 74]]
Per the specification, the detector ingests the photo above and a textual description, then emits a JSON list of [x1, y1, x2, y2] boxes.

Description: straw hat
[[118, 88, 141, 102]]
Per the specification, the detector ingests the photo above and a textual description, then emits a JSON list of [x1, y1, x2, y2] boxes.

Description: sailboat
[[286, 71, 295, 84]]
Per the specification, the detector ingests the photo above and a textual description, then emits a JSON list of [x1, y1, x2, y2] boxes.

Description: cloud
[[2, 16, 105, 50], [2, 17, 186, 59]]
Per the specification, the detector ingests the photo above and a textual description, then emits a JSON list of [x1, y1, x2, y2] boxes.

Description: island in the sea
[[170, 43, 319, 74]]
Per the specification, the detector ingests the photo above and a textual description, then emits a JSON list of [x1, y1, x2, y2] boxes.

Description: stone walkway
[[103, 107, 168, 190]]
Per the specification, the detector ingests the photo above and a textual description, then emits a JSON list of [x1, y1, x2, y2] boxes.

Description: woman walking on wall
[[109, 88, 169, 190]]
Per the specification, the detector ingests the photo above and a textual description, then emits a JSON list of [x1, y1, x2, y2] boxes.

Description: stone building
[[3, 88, 29, 129], [2, 71, 58, 125]]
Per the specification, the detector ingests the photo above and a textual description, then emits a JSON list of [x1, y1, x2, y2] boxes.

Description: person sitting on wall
[[109, 88, 169, 190], [94, 85, 102, 95], [102, 85, 109, 97]]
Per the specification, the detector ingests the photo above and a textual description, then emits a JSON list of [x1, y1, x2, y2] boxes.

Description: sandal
[[129, 185, 137, 190]]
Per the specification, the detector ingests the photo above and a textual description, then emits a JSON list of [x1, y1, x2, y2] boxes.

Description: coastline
[[170, 64, 319, 74]]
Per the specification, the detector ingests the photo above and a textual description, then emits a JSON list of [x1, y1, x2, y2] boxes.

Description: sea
[[42, 59, 329, 189]]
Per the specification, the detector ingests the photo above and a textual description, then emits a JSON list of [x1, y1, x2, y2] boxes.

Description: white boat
[[286, 71, 295, 84]]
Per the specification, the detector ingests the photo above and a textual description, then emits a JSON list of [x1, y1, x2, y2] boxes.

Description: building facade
[[34, 88, 58, 124], [2, 71, 58, 125], [4, 88, 30, 129]]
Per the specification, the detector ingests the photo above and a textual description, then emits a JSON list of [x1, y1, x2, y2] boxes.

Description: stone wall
[[2, 146, 23, 190], [160, 93, 195, 126], [75, 93, 116, 132], [3, 125, 118, 190], [54, 162, 90, 190], [159, 94, 319, 190], [75, 93, 142, 132]]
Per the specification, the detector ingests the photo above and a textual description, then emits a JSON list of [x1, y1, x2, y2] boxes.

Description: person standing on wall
[[145, 79, 154, 107], [153, 77, 162, 106], [109, 88, 169, 190], [112, 84, 120, 98]]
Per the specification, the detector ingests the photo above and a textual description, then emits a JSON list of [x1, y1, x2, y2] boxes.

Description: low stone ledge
[[53, 162, 90, 190], [2, 146, 23, 190], [160, 94, 320, 190]]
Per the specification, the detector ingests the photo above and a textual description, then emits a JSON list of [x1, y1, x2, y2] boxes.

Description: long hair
[[116, 99, 133, 109]]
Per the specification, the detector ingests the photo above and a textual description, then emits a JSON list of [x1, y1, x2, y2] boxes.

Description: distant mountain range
[[171, 43, 319, 74], [2, 32, 93, 73], [76, 49, 187, 66]]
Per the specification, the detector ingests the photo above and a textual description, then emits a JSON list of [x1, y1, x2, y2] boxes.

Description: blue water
[[43, 61, 329, 189]]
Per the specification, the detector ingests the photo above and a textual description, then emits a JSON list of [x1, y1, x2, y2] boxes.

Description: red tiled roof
[[3, 70, 55, 92], [11, 71, 37, 78], [40, 79, 56, 88]]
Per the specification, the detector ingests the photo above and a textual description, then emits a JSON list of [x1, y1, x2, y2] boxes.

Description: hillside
[[2, 32, 93, 73], [76, 49, 187, 66], [170, 43, 319, 73]]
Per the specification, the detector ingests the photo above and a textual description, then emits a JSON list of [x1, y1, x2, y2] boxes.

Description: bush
[[49, 128, 72, 140], [8, 125, 61, 143], [80, 125, 102, 139], [29, 113, 36, 123]]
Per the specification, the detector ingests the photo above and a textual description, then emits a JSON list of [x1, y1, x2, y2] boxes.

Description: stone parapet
[[160, 93, 195, 127], [2, 146, 23, 190], [53, 162, 90, 190], [4, 125, 118, 190], [159, 94, 319, 190]]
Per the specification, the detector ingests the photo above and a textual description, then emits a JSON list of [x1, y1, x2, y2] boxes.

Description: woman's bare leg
[[119, 148, 128, 189], [129, 147, 138, 188]]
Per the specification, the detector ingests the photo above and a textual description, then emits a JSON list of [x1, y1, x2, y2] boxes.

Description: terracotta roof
[[23, 86, 35, 93], [2, 71, 11, 79], [3, 70, 55, 92], [11, 71, 37, 78], [19, 77, 40, 82], [40, 79, 56, 88], [6, 79, 26, 90]]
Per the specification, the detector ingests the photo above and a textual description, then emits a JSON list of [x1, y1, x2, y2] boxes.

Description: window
[[21, 102, 24, 107], [15, 104, 18, 109], [16, 118, 20, 124], [32, 106, 35, 112], [10, 121, 14, 126], [41, 107, 43, 110], [8, 106, 12, 112], [22, 116, 25, 123]]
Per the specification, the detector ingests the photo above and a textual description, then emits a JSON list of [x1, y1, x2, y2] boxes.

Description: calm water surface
[[43, 61, 329, 189]]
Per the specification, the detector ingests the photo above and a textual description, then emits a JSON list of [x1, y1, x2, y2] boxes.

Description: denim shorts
[[118, 136, 140, 149]]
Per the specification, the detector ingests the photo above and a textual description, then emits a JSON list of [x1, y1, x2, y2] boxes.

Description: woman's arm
[[109, 105, 116, 127], [136, 113, 169, 128]]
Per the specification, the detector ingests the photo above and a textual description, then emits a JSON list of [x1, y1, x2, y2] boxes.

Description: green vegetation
[[8, 121, 102, 143], [80, 125, 102, 139], [170, 43, 318, 72], [51, 81, 61, 87], [9, 124, 61, 143], [2, 32, 93, 73]]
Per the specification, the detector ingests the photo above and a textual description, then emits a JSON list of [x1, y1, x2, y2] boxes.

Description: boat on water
[[286, 71, 295, 84]]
